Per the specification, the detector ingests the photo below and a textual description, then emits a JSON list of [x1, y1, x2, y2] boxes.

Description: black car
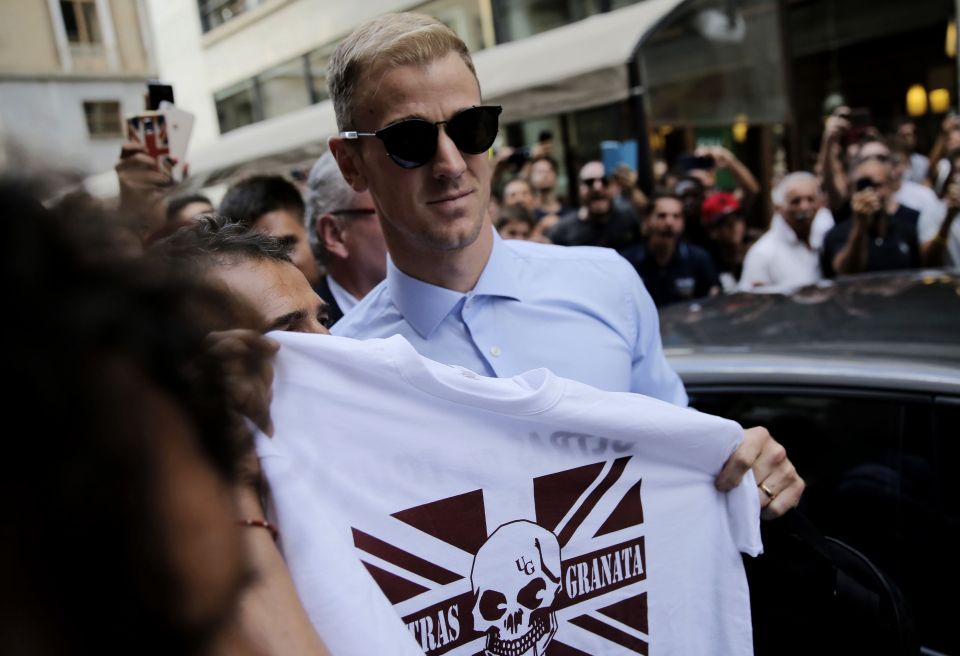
[[660, 271, 960, 655]]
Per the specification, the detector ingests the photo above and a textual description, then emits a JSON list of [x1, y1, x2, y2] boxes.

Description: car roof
[[661, 270, 960, 394]]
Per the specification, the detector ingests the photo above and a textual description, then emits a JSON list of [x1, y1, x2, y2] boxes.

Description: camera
[[679, 153, 716, 172]]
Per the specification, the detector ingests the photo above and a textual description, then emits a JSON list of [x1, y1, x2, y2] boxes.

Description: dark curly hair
[[0, 179, 255, 654]]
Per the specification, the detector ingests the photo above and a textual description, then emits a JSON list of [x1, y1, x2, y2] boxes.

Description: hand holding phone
[[125, 112, 173, 175], [158, 101, 194, 182]]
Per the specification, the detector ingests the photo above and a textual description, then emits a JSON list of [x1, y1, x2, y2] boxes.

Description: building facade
[[119, 0, 958, 219], [0, 0, 156, 175]]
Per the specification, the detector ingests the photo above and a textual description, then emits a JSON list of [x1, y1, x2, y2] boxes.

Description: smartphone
[[126, 112, 172, 174], [147, 81, 175, 111], [158, 101, 194, 182], [679, 154, 716, 172]]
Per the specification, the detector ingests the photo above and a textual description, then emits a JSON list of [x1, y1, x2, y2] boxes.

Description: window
[[198, 0, 266, 33], [258, 57, 311, 120], [215, 80, 259, 134], [492, 0, 589, 43], [83, 101, 122, 138], [414, 0, 491, 51], [637, 0, 788, 127], [307, 43, 336, 104], [60, 0, 101, 45]]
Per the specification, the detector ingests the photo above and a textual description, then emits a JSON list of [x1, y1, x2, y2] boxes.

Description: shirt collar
[[326, 274, 359, 314], [771, 213, 805, 247], [473, 231, 525, 302], [387, 229, 524, 339]]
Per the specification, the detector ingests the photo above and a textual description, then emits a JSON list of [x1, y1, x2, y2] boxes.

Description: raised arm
[[817, 108, 850, 214], [715, 427, 805, 520]]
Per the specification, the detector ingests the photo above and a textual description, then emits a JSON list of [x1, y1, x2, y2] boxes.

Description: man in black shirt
[[621, 194, 720, 307], [550, 160, 641, 249], [821, 158, 920, 277]]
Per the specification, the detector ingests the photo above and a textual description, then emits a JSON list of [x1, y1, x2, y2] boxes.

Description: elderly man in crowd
[[305, 152, 387, 325], [739, 171, 834, 291]]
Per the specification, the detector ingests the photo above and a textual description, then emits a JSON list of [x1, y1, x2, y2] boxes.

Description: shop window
[[60, 0, 102, 45], [83, 100, 122, 138]]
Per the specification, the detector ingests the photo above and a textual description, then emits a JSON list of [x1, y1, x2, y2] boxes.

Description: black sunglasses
[[340, 105, 502, 169], [581, 176, 609, 188], [329, 208, 377, 217]]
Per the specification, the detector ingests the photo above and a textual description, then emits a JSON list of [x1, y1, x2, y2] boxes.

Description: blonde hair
[[327, 13, 478, 131]]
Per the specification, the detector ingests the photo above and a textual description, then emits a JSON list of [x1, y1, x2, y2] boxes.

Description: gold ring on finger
[[758, 482, 777, 500]]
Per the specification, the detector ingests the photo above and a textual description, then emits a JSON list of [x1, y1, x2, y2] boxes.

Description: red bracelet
[[237, 518, 279, 541]]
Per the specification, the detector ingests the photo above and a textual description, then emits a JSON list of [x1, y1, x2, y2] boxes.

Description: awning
[[85, 0, 685, 195], [477, 0, 685, 123]]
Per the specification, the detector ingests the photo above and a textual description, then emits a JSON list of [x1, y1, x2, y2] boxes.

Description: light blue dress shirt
[[332, 231, 688, 405]]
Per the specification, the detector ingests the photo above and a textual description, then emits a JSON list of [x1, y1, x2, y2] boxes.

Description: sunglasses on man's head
[[340, 105, 502, 169]]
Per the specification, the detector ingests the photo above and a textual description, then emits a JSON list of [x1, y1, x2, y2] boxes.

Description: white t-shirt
[[909, 185, 960, 267], [259, 334, 762, 656], [897, 180, 946, 241]]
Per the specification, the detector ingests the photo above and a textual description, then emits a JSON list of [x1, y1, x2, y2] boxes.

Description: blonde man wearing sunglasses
[[327, 13, 802, 513]]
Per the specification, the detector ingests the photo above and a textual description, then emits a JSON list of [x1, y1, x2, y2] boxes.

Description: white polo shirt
[[738, 209, 833, 291], [905, 183, 960, 267]]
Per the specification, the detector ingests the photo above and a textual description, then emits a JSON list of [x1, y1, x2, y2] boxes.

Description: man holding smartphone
[[821, 157, 921, 276], [116, 81, 193, 243]]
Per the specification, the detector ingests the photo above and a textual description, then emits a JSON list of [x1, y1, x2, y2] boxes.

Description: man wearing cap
[[621, 193, 720, 307], [549, 160, 642, 249], [701, 190, 749, 291]]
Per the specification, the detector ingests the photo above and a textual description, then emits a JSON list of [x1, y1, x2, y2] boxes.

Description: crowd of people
[[486, 113, 959, 308], [6, 7, 945, 654]]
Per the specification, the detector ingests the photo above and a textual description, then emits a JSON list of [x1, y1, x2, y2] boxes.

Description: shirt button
[[490, 346, 502, 357], [465, 297, 474, 309]]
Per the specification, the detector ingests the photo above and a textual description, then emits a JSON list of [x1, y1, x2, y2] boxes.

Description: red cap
[[701, 191, 741, 226]]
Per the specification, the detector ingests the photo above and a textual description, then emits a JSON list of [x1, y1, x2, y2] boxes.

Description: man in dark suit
[[305, 152, 388, 325]]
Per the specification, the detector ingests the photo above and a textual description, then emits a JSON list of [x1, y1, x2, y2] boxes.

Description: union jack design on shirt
[[351, 456, 650, 656]]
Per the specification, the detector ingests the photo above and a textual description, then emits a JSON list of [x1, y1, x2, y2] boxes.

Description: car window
[[690, 390, 959, 655]]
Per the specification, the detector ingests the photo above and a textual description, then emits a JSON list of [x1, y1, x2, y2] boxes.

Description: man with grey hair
[[739, 171, 834, 291], [305, 151, 387, 325]]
